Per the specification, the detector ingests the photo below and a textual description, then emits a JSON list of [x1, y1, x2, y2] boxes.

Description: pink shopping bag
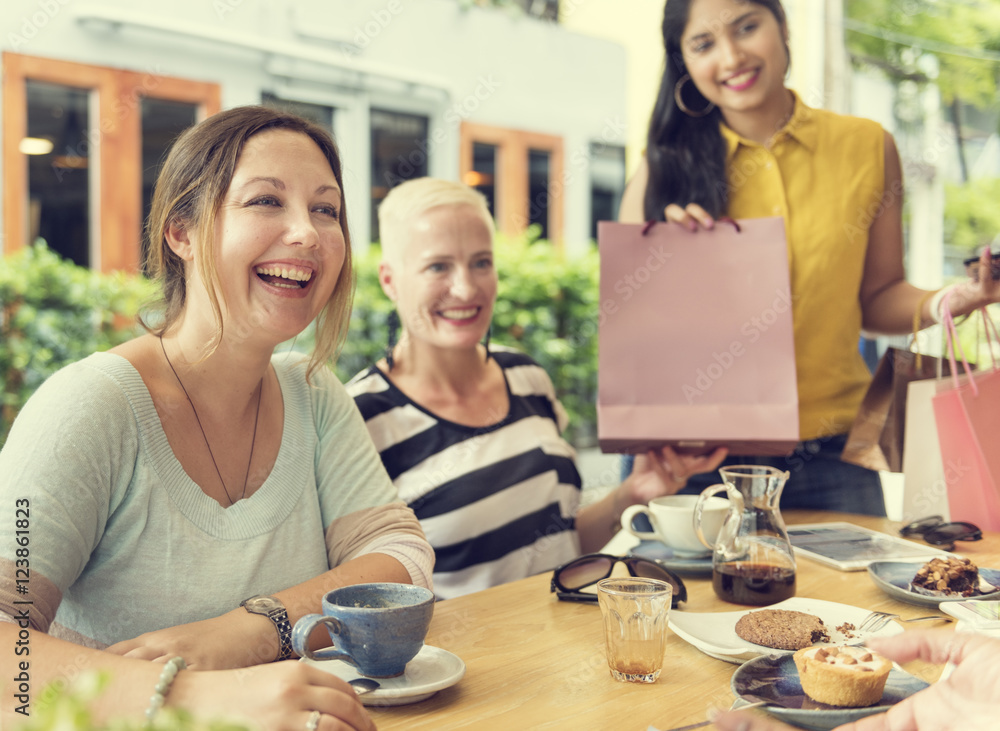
[[931, 299, 1000, 530], [596, 218, 798, 456]]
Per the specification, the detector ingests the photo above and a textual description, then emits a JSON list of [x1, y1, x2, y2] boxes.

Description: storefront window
[[589, 143, 626, 240], [370, 109, 429, 241], [26, 81, 91, 267], [140, 98, 197, 272], [261, 93, 335, 131], [468, 142, 498, 218], [5, 53, 221, 272], [528, 149, 551, 239]]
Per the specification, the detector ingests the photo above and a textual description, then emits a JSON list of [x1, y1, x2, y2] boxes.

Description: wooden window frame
[[3, 52, 220, 273], [460, 122, 564, 244]]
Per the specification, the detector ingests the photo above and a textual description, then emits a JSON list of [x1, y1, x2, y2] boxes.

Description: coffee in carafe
[[694, 465, 797, 606], [712, 562, 796, 604]]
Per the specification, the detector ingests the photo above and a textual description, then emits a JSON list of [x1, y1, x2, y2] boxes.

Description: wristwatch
[[240, 595, 293, 661]]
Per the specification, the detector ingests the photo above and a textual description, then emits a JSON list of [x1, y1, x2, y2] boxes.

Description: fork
[[858, 611, 954, 633]]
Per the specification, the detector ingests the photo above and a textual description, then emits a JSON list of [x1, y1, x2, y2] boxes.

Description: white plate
[[668, 597, 903, 664], [300, 645, 465, 706]]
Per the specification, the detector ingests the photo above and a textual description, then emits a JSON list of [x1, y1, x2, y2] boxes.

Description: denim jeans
[[619, 433, 886, 517]]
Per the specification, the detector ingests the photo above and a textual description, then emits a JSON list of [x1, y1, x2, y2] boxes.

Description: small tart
[[793, 645, 891, 708]]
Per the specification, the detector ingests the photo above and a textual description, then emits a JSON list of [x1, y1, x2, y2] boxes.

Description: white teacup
[[620, 495, 729, 557]]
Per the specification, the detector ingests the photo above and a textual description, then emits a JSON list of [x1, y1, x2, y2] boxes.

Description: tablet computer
[[787, 522, 952, 571]]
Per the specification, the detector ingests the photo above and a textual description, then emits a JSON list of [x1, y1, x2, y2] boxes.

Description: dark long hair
[[644, 0, 788, 220]]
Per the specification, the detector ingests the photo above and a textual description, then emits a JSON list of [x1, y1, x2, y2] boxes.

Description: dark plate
[[867, 561, 1000, 607], [731, 654, 929, 731]]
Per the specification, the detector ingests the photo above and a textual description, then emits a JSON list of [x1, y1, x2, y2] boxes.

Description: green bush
[[0, 243, 157, 447], [492, 231, 600, 446], [1, 234, 601, 450]]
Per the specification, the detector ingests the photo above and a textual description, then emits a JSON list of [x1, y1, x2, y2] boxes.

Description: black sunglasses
[[899, 515, 982, 551], [550, 553, 687, 608]]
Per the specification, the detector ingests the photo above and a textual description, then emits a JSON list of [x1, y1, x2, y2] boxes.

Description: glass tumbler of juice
[[597, 577, 672, 683]]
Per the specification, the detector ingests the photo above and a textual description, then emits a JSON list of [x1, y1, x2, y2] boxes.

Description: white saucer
[[300, 645, 465, 706]]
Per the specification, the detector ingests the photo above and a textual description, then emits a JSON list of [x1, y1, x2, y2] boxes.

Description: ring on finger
[[305, 710, 321, 731]]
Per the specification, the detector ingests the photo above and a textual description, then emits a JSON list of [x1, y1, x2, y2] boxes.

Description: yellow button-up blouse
[[720, 94, 885, 440]]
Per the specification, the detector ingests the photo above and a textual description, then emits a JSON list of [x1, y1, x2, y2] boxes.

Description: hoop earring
[[673, 74, 715, 118], [385, 310, 400, 371]]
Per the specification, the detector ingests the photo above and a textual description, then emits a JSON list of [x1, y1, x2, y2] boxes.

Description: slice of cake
[[735, 609, 830, 650], [912, 557, 979, 596], [793, 645, 891, 707]]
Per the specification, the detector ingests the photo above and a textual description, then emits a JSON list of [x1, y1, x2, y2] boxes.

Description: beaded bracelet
[[145, 656, 186, 725], [927, 284, 952, 325]]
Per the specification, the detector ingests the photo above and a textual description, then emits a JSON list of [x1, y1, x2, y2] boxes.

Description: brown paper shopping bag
[[841, 347, 958, 473], [931, 302, 1000, 530], [596, 218, 798, 456]]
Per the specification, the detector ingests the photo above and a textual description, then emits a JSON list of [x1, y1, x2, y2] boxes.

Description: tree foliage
[[845, 0, 1000, 111], [944, 177, 1000, 251], [845, 2, 1000, 256]]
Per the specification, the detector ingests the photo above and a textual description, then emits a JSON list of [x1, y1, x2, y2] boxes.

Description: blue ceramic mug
[[292, 583, 434, 678]]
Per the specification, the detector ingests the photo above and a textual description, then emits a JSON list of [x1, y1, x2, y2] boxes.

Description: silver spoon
[[348, 678, 380, 695]]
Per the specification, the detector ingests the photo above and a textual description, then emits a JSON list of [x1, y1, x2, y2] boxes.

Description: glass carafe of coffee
[[694, 465, 796, 605]]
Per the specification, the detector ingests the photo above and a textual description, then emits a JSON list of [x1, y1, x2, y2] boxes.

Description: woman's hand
[[664, 203, 716, 232], [627, 446, 727, 504], [951, 247, 1000, 313], [172, 661, 376, 731], [107, 610, 278, 669], [714, 630, 1000, 731]]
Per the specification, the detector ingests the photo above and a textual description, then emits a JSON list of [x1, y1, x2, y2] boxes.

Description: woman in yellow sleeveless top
[[618, 0, 1000, 515]]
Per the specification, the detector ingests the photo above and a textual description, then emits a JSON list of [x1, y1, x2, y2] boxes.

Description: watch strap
[[241, 596, 293, 661], [269, 606, 293, 661]]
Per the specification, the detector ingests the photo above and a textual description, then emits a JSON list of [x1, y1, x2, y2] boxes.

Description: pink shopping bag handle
[[641, 217, 742, 236], [979, 305, 1000, 371], [940, 289, 978, 396]]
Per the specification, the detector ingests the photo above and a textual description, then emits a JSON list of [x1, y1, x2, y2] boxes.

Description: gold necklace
[[160, 337, 263, 506]]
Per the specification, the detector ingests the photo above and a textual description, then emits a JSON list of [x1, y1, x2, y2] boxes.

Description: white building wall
[[2, 0, 626, 253]]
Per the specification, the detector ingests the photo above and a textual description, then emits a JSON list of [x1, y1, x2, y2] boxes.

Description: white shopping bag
[[900, 379, 951, 523]]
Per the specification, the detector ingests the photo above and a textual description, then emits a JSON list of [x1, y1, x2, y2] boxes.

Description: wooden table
[[370, 511, 1000, 731]]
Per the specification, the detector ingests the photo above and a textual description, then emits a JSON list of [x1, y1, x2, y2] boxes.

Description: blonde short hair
[[378, 178, 494, 266]]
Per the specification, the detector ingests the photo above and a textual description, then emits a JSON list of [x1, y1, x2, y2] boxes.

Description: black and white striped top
[[347, 347, 582, 599]]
